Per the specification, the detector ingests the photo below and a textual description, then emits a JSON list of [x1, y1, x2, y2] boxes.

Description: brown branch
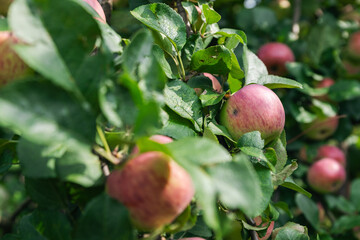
[[175, 0, 193, 37], [245, 217, 260, 240]]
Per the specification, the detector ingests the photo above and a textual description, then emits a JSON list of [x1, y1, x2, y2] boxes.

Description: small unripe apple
[[82, 0, 106, 23], [131, 135, 173, 154], [347, 32, 360, 60], [0, 0, 12, 16], [315, 145, 346, 166], [257, 42, 295, 76], [307, 158, 346, 193], [220, 84, 285, 143], [0, 31, 30, 87], [106, 151, 194, 230], [301, 116, 339, 140]]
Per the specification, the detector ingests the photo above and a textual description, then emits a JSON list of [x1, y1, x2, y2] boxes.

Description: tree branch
[[175, 0, 193, 37], [99, 0, 113, 25], [246, 217, 260, 240]]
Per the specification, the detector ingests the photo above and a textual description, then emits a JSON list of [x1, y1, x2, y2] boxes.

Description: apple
[[301, 116, 339, 140], [257, 42, 295, 76], [0, 0, 12, 16], [82, 0, 106, 23], [254, 216, 275, 240], [131, 135, 173, 154], [343, 59, 360, 76], [315, 145, 346, 166], [220, 84, 285, 143], [194, 73, 222, 96], [106, 151, 194, 230], [347, 32, 360, 60], [0, 31, 31, 87], [307, 158, 346, 193]]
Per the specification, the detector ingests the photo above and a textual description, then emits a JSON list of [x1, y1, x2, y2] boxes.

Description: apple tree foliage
[[0, 0, 359, 240]]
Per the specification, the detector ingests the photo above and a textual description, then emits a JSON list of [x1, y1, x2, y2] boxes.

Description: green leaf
[[274, 228, 309, 240], [237, 131, 264, 149], [240, 147, 276, 172], [209, 154, 262, 218], [229, 52, 244, 80], [258, 75, 302, 89], [295, 193, 319, 231], [182, 34, 205, 69], [281, 179, 312, 199], [202, 4, 221, 24], [8, 0, 101, 94], [181, 2, 198, 25], [325, 195, 356, 214], [243, 45, 268, 86], [207, 121, 235, 143], [350, 178, 360, 211], [25, 178, 66, 209], [164, 80, 203, 132], [75, 193, 134, 240], [17, 209, 72, 240], [157, 108, 197, 139], [254, 165, 274, 216], [190, 45, 232, 75], [187, 75, 213, 90], [215, 29, 247, 45], [99, 22, 123, 54], [328, 80, 360, 101], [271, 132, 288, 172], [331, 215, 360, 234], [0, 140, 16, 174], [131, 3, 187, 50], [167, 137, 232, 166], [199, 91, 226, 107], [272, 162, 298, 187]]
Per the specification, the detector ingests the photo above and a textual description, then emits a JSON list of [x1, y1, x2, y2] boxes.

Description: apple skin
[[0, 0, 12, 16], [0, 31, 30, 87], [315, 145, 346, 166], [220, 84, 285, 143], [106, 151, 194, 230], [82, 0, 106, 23], [257, 42, 295, 76], [348, 32, 360, 60], [307, 158, 346, 194], [131, 135, 173, 154], [314, 77, 335, 101], [301, 116, 339, 140]]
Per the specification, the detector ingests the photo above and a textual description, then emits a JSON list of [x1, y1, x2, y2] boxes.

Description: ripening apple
[[106, 151, 194, 230], [131, 135, 173, 154], [257, 42, 295, 76], [0, 31, 30, 87], [347, 32, 360, 60], [314, 77, 335, 101], [82, 0, 106, 23], [315, 145, 346, 166], [301, 116, 339, 140], [307, 158, 346, 193], [220, 84, 285, 143], [0, 0, 12, 16]]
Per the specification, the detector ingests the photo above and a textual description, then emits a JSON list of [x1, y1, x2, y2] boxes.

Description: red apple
[[220, 84, 285, 143], [82, 0, 106, 23], [0, 31, 31, 87], [0, 0, 12, 15], [131, 135, 173, 154], [257, 42, 295, 76], [315, 145, 346, 166], [301, 116, 339, 140], [106, 151, 194, 230], [348, 32, 360, 59], [307, 158, 346, 193]]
